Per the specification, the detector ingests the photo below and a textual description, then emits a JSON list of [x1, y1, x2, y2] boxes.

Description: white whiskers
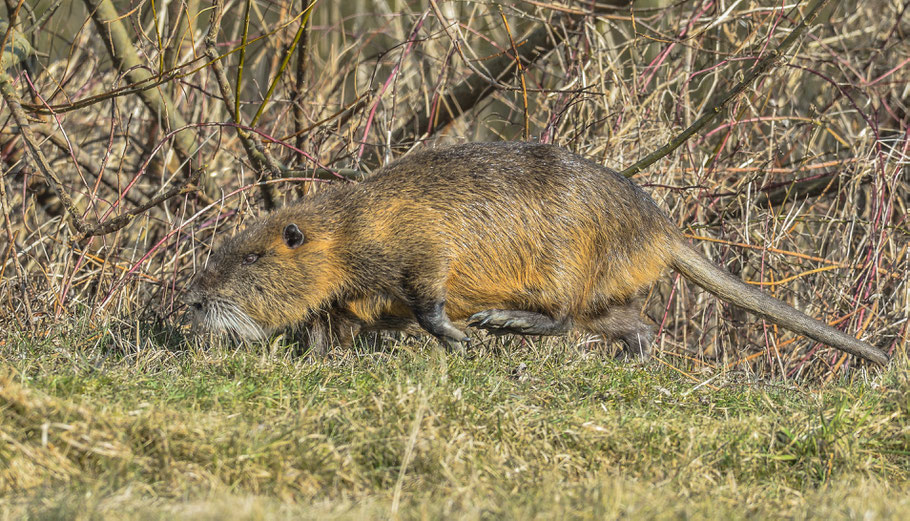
[[196, 299, 269, 340]]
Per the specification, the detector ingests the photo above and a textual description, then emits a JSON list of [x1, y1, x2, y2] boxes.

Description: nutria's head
[[184, 207, 343, 340]]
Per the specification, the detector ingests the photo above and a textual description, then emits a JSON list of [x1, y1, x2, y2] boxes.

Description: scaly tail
[[669, 241, 888, 365]]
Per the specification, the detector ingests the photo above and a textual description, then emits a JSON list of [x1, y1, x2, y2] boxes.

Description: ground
[[1, 322, 908, 520]]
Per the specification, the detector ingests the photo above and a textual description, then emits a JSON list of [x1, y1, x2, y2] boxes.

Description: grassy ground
[[1, 322, 908, 520]]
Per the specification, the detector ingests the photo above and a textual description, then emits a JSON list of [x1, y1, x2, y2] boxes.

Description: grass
[[1, 321, 908, 520]]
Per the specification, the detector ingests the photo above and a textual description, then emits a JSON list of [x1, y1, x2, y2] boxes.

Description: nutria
[[184, 142, 889, 365]]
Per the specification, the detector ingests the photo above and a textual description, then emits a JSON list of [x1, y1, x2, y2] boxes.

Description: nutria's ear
[[283, 223, 305, 248]]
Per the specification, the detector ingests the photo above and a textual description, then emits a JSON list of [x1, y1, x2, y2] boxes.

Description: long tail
[[669, 241, 888, 366]]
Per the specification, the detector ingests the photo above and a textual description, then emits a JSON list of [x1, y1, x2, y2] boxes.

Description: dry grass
[[0, 0, 909, 517]]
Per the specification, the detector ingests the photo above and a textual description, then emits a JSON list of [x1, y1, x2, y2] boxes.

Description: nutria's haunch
[[184, 142, 888, 365]]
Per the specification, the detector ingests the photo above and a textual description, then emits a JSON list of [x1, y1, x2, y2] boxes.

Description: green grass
[[1, 322, 908, 520]]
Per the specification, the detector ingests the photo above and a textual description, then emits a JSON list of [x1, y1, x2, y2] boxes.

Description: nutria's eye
[[242, 253, 260, 265]]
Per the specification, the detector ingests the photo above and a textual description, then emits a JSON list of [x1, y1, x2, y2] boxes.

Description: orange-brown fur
[[185, 142, 888, 364]]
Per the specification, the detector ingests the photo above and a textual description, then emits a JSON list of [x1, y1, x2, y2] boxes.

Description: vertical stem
[[235, 0, 252, 123], [293, 0, 311, 153], [82, 0, 199, 181], [0, 167, 33, 327]]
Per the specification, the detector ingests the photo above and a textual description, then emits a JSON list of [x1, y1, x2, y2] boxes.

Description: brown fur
[[184, 142, 888, 365]]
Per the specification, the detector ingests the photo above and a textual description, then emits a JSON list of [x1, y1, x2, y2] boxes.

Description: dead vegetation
[[1, 0, 908, 377]]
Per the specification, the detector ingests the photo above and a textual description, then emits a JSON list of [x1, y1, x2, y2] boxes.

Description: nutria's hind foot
[[617, 328, 655, 359], [468, 309, 572, 336], [583, 306, 655, 359]]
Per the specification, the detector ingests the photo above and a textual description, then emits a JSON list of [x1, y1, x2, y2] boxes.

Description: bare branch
[[203, 2, 281, 210]]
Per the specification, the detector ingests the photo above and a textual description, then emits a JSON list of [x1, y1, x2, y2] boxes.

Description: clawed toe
[[468, 309, 499, 328], [442, 335, 472, 353]]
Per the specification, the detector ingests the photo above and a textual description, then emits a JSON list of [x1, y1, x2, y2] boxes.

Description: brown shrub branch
[[360, 7, 576, 168], [203, 2, 279, 210]]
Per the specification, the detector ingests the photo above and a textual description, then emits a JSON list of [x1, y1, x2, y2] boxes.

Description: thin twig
[[499, 6, 530, 140], [236, 0, 253, 122], [250, 0, 317, 127], [76, 168, 202, 239], [360, 6, 574, 168], [0, 172, 33, 326], [0, 0, 26, 71], [292, 0, 311, 154]]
